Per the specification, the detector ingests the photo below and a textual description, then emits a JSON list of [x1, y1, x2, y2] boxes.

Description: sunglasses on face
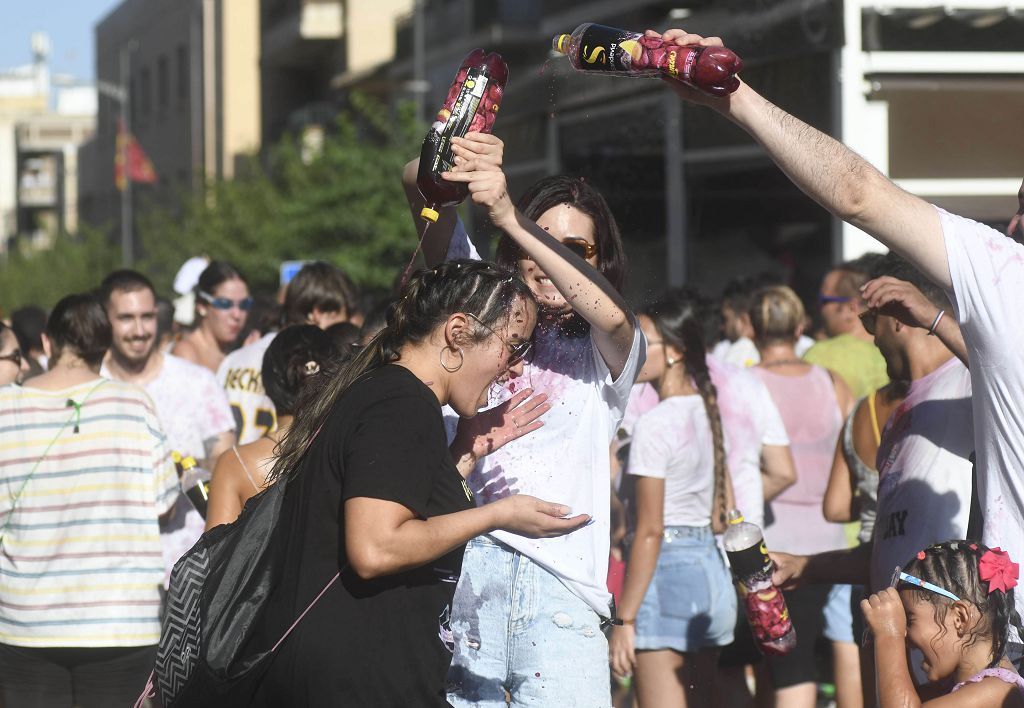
[[0, 349, 22, 366], [199, 291, 254, 312], [817, 293, 851, 308], [467, 313, 533, 366], [516, 237, 598, 262], [859, 309, 878, 336], [890, 565, 962, 602]]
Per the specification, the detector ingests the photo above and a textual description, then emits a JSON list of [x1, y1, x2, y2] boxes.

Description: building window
[[177, 44, 188, 107], [140, 67, 152, 118], [158, 55, 169, 111]]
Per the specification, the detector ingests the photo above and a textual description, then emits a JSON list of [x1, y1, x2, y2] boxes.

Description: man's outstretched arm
[[654, 29, 951, 291]]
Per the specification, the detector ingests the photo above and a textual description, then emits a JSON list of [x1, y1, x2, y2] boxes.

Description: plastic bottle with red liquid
[[552, 23, 742, 96], [722, 509, 797, 655], [416, 49, 508, 223]]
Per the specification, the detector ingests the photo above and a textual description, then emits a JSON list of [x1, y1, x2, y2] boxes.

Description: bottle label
[[738, 581, 794, 647], [429, 67, 489, 175], [574, 24, 644, 73], [725, 540, 773, 580]]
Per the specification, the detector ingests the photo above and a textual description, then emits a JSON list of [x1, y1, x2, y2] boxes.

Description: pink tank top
[[755, 365, 846, 555]]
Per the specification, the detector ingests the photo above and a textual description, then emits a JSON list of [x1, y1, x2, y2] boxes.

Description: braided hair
[[269, 260, 534, 483], [900, 540, 1024, 668], [640, 288, 731, 532]]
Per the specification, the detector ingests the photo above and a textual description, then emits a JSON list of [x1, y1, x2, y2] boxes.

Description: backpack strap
[[271, 571, 341, 652]]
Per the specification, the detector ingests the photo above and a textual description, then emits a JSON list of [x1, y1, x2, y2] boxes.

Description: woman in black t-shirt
[[253, 260, 589, 706]]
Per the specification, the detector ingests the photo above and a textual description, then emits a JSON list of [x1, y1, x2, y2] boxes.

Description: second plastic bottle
[[722, 509, 797, 655], [416, 49, 508, 223], [552, 23, 742, 96]]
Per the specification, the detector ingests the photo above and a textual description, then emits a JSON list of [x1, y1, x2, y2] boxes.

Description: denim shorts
[[634, 526, 736, 653], [823, 583, 855, 643], [447, 536, 611, 707]]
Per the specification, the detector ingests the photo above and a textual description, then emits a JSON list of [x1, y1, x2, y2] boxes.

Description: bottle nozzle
[[727, 508, 744, 525], [420, 207, 439, 223], [552, 34, 570, 54]]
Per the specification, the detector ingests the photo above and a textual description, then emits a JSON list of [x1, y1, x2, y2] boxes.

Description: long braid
[[642, 287, 731, 532]]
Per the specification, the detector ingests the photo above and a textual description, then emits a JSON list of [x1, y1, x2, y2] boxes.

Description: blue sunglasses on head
[[891, 565, 962, 602]]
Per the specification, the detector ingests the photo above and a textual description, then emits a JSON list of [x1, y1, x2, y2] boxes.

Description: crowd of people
[[1, 25, 1024, 708]]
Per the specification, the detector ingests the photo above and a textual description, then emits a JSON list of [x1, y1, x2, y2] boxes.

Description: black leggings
[[0, 642, 155, 708]]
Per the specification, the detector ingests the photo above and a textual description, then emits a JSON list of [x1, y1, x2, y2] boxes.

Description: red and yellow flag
[[115, 120, 157, 190]]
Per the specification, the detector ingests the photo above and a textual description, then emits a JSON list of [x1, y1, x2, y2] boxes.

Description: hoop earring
[[440, 347, 464, 373]]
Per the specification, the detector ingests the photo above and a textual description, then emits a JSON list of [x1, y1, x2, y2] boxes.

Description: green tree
[[137, 94, 426, 298], [1, 94, 427, 312]]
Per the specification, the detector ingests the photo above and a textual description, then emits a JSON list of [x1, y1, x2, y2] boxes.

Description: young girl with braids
[[403, 133, 645, 705], [607, 289, 736, 707], [863, 541, 1024, 706], [250, 261, 589, 706]]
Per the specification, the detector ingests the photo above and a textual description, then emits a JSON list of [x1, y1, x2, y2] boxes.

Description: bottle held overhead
[[552, 23, 743, 96], [416, 48, 509, 223], [722, 509, 797, 655]]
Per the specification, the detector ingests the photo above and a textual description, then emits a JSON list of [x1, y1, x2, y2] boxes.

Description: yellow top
[[420, 207, 439, 222], [554, 34, 570, 54], [171, 450, 182, 464], [182, 455, 197, 471]]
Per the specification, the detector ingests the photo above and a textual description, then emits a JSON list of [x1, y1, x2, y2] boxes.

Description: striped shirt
[[0, 378, 178, 648]]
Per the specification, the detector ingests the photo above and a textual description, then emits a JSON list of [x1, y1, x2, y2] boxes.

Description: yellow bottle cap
[[171, 451, 182, 464], [182, 456, 197, 470], [420, 207, 439, 222], [554, 34, 570, 54]]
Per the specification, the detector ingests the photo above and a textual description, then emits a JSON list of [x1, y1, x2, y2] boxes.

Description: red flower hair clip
[[979, 547, 1019, 594]]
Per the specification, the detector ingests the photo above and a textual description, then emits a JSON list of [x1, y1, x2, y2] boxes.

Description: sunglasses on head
[[199, 291, 254, 312], [467, 313, 533, 366], [0, 349, 22, 366], [516, 237, 598, 261], [890, 565, 962, 602], [818, 293, 851, 308]]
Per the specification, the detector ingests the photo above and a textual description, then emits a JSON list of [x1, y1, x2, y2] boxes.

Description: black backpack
[[135, 477, 338, 707]]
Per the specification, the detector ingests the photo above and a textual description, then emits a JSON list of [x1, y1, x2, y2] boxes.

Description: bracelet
[[618, 618, 636, 626], [927, 309, 946, 336]]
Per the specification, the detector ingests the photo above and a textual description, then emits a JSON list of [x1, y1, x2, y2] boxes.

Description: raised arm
[[861, 275, 969, 366], [443, 134, 637, 377], [402, 157, 469, 267], [654, 29, 951, 290]]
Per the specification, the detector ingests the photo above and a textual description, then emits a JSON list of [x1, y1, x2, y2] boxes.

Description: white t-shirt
[[941, 207, 1024, 622], [446, 220, 646, 615], [711, 335, 814, 367], [628, 396, 716, 527], [708, 356, 790, 530], [216, 332, 277, 444], [870, 357, 974, 592], [103, 353, 236, 584]]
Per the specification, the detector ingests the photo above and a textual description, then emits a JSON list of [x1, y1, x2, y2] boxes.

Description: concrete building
[[0, 34, 96, 255], [260, 0, 414, 145], [373, 0, 1022, 303], [83, 0, 261, 252]]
